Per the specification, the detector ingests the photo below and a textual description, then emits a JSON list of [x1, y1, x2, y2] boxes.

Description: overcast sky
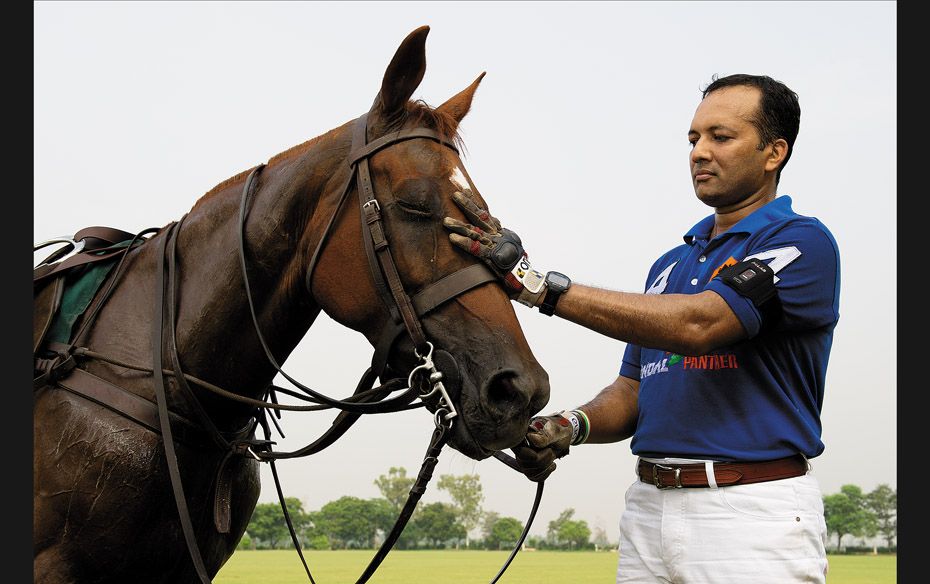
[[34, 2, 895, 544]]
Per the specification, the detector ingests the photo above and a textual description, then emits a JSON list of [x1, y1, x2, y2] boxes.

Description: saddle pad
[[45, 259, 119, 346]]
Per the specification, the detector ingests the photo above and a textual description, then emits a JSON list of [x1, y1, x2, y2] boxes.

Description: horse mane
[[191, 100, 463, 210], [191, 129, 342, 209]]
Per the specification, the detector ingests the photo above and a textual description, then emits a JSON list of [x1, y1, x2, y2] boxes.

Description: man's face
[[687, 86, 775, 209]]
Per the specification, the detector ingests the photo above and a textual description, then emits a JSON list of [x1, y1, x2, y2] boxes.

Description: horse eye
[[393, 178, 440, 218], [395, 198, 435, 218]]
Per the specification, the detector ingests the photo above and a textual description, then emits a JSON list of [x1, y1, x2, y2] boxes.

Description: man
[[443, 74, 839, 582]]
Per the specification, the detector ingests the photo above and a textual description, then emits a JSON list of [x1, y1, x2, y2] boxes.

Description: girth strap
[[54, 367, 212, 448]]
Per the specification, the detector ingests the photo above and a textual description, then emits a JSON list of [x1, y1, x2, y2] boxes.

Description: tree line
[[824, 483, 896, 552], [240, 469, 896, 553], [240, 466, 602, 551]]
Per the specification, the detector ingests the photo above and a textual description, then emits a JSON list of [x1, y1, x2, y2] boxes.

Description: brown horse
[[33, 26, 549, 583]]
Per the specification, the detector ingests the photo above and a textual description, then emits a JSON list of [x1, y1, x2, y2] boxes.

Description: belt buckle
[[652, 463, 682, 489]]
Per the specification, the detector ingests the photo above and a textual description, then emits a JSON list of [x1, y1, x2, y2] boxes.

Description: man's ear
[[766, 138, 789, 172]]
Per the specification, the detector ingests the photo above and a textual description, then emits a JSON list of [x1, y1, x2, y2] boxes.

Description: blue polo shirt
[[619, 195, 840, 461]]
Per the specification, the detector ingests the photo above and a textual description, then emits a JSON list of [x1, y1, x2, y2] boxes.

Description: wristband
[[510, 253, 546, 300], [570, 409, 590, 445], [559, 410, 581, 444], [559, 409, 590, 445]]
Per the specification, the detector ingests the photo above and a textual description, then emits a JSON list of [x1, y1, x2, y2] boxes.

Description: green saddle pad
[[45, 249, 126, 346]]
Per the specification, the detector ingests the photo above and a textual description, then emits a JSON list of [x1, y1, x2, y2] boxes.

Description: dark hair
[[702, 74, 800, 186]]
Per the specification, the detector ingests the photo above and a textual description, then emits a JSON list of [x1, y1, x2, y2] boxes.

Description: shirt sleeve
[[619, 342, 642, 379], [705, 219, 841, 337]]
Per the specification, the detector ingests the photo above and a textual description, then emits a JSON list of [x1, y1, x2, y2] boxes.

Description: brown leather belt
[[638, 454, 809, 489]]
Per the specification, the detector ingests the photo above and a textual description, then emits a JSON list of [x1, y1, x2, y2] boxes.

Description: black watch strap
[[539, 272, 571, 316]]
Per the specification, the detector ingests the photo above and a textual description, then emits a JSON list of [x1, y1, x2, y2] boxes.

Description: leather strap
[[73, 226, 138, 247], [354, 426, 450, 584], [354, 116, 429, 354], [411, 263, 497, 315], [353, 115, 403, 329], [54, 367, 213, 448], [638, 454, 809, 489], [152, 221, 213, 584], [368, 263, 496, 382], [348, 126, 458, 164]]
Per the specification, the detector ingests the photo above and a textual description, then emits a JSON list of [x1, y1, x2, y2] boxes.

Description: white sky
[[34, 2, 896, 543]]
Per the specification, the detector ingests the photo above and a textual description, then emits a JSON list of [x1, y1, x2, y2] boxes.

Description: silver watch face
[[546, 271, 570, 291]]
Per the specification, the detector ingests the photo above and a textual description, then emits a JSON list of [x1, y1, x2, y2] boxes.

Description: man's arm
[[553, 284, 745, 357], [577, 373, 640, 443], [444, 190, 747, 356], [510, 374, 640, 480]]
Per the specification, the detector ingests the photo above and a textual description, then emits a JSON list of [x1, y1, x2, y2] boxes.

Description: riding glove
[[509, 413, 573, 482], [443, 189, 547, 307]]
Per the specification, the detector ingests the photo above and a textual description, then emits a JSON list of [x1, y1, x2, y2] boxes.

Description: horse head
[[305, 26, 550, 458]]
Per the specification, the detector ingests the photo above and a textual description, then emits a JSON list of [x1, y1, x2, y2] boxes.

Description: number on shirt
[[744, 246, 801, 284]]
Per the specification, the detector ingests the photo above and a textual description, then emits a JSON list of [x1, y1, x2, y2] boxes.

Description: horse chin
[[447, 422, 496, 460], [446, 394, 529, 461]]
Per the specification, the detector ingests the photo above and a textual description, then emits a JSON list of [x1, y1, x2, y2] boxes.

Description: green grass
[[214, 550, 896, 584], [824, 554, 897, 584]]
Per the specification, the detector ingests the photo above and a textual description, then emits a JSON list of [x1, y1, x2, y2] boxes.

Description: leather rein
[[34, 112, 543, 584]]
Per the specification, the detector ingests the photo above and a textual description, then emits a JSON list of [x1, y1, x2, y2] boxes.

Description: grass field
[[214, 549, 897, 583]]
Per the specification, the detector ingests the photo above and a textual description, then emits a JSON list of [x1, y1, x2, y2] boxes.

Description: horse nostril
[[484, 370, 530, 415]]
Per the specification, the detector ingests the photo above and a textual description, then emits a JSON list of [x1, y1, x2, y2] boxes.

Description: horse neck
[[176, 128, 355, 395], [79, 124, 355, 421]]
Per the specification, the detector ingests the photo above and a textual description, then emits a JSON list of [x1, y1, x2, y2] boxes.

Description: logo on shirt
[[640, 352, 683, 378], [681, 354, 740, 370], [710, 256, 738, 281], [640, 351, 740, 378]]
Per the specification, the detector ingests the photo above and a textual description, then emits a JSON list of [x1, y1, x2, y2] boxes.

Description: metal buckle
[[362, 199, 380, 212], [652, 463, 682, 489]]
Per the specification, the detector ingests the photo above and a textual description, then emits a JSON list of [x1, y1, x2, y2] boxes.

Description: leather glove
[[509, 413, 573, 482], [443, 189, 547, 307]]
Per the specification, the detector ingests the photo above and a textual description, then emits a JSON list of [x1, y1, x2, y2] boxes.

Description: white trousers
[[616, 463, 828, 583]]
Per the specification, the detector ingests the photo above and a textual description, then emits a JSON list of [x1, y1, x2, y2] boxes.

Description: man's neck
[[712, 192, 776, 237]]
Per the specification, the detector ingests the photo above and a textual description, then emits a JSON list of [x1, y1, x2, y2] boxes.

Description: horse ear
[[435, 72, 486, 127], [374, 25, 430, 117]]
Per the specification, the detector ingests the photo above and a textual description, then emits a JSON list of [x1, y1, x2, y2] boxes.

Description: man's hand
[[443, 189, 546, 306], [509, 414, 573, 482]]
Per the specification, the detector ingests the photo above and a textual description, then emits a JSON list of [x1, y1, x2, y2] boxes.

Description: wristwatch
[[539, 271, 571, 316]]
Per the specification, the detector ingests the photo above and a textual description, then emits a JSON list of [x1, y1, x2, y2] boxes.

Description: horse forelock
[[405, 100, 465, 153]]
